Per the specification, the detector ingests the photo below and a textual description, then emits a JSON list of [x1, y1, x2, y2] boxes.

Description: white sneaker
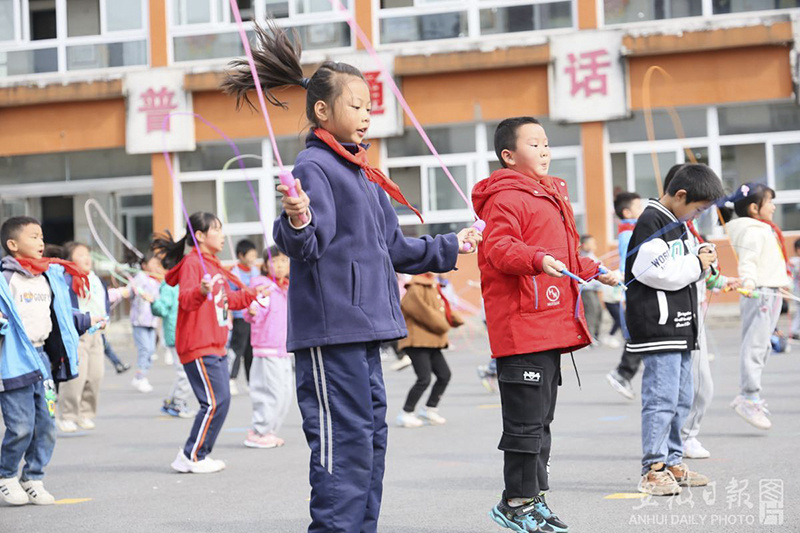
[[395, 411, 424, 428], [57, 419, 78, 433], [77, 417, 95, 430], [602, 335, 621, 348], [20, 480, 55, 505], [170, 449, 226, 474], [132, 376, 153, 393], [0, 476, 29, 506], [229, 379, 239, 396], [390, 355, 412, 371], [163, 350, 174, 366], [731, 395, 772, 430], [417, 406, 447, 425], [683, 437, 711, 459]]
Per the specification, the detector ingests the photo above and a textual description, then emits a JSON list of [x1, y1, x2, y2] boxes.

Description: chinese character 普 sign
[[125, 69, 196, 154], [335, 51, 402, 138], [549, 31, 628, 124]]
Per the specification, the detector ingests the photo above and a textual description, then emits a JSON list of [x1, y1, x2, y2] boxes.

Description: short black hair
[[494, 117, 541, 168], [236, 239, 257, 258], [794, 238, 800, 251], [665, 164, 725, 204], [733, 182, 775, 219], [662, 163, 687, 194], [1, 216, 41, 255], [613, 192, 641, 219]]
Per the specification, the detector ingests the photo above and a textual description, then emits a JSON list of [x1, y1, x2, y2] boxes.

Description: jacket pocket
[[351, 261, 361, 306], [657, 290, 669, 325], [519, 276, 538, 315]]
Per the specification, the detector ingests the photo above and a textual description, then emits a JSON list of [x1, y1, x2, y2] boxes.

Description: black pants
[[497, 350, 560, 499], [615, 347, 641, 381], [402, 348, 451, 413], [606, 302, 622, 336], [229, 318, 253, 381]]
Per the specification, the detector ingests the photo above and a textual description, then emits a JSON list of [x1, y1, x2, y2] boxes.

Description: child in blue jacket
[[222, 22, 482, 532], [0, 217, 95, 506]]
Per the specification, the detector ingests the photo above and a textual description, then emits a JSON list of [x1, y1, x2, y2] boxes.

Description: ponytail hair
[[221, 19, 366, 128], [151, 212, 221, 270]]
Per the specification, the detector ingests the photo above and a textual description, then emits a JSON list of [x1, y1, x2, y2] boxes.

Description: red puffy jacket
[[472, 169, 599, 358]]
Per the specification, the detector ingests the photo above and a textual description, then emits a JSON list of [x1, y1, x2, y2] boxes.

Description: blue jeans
[[641, 350, 693, 474], [132, 326, 156, 375], [0, 348, 56, 481]]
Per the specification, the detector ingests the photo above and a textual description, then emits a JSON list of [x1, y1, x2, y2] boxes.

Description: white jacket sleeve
[[631, 238, 703, 291]]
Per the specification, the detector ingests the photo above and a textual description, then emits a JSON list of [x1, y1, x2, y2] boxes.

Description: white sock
[[508, 497, 533, 507]]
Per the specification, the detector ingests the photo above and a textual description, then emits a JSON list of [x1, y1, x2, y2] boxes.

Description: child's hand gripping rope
[[87, 316, 109, 335], [598, 266, 626, 291], [277, 177, 311, 228], [460, 220, 486, 253]]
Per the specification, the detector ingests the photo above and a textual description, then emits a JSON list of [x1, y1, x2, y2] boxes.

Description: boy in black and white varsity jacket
[[624, 164, 724, 497]]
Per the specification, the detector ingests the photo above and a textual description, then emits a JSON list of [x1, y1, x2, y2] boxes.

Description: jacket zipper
[[532, 276, 539, 310]]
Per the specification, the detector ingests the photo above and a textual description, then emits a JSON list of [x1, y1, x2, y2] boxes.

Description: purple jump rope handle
[[461, 220, 486, 252], [279, 170, 308, 225]]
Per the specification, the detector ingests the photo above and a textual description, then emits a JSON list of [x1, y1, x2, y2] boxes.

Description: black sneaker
[[533, 494, 569, 532], [489, 493, 554, 532]]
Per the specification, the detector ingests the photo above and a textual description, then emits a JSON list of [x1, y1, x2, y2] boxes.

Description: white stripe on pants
[[740, 290, 782, 396], [250, 355, 294, 436]]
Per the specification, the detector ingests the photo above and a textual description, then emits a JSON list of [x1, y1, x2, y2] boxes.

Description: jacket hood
[[165, 252, 201, 287], [472, 169, 552, 218], [0, 256, 33, 278]]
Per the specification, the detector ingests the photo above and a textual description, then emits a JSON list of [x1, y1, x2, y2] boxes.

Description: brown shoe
[[638, 463, 682, 496], [667, 463, 710, 487]]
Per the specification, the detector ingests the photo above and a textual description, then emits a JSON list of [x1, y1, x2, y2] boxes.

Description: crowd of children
[[1, 27, 797, 533]]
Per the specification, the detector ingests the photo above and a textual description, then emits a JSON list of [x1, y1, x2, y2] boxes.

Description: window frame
[[167, 0, 356, 66], [0, 0, 150, 80], [372, 0, 577, 49], [607, 102, 800, 234], [596, 0, 799, 29]]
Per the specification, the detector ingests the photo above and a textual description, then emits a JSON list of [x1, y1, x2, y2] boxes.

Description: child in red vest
[[473, 117, 617, 533]]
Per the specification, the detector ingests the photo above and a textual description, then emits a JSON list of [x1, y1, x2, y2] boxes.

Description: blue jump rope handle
[[560, 269, 587, 285], [87, 317, 109, 335]]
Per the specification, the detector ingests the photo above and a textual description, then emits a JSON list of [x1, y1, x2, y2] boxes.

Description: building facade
[[1, 0, 799, 298]]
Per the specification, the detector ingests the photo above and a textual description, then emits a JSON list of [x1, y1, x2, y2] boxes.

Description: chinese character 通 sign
[[564, 49, 612, 98], [138, 87, 179, 133]]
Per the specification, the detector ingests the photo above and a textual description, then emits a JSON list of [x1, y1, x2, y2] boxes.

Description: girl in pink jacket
[[243, 246, 291, 449]]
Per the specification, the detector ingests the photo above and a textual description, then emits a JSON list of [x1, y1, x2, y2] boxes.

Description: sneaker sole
[[170, 460, 191, 473], [605, 374, 635, 400], [489, 508, 527, 533], [683, 450, 711, 459], [0, 494, 29, 506], [243, 440, 281, 449], [733, 405, 772, 430], [637, 481, 682, 496]]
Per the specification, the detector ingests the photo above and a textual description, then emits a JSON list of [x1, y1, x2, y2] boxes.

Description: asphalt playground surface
[[1, 312, 797, 532]]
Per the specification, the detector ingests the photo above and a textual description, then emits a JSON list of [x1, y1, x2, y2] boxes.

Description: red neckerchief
[[15, 257, 90, 298], [314, 128, 424, 223], [146, 273, 161, 282], [686, 220, 704, 244], [236, 263, 251, 273], [618, 221, 636, 234], [536, 175, 580, 248], [764, 219, 791, 275]]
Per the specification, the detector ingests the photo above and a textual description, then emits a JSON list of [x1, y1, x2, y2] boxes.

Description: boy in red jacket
[[473, 117, 617, 533]]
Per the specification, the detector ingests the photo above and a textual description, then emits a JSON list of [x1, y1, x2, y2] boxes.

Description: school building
[[1, 0, 799, 302]]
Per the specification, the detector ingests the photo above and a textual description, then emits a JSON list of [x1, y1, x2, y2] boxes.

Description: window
[[377, 0, 574, 45], [602, 0, 799, 25], [0, 0, 148, 78], [169, 0, 353, 63], [384, 122, 585, 231], [0, 149, 151, 186], [608, 102, 800, 231], [176, 138, 281, 258]]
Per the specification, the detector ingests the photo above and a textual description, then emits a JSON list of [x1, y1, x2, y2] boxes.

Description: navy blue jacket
[[274, 134, 459, 352]]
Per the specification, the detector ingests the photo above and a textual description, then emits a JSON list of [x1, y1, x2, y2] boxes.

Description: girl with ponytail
[[222, 21, 482, 532], [152, 212, 258, 474]]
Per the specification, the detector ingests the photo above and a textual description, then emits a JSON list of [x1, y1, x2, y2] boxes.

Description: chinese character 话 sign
[[125, 69, 196, 154], [549, 31, 628, 124], [335, 52, 402, 138]]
